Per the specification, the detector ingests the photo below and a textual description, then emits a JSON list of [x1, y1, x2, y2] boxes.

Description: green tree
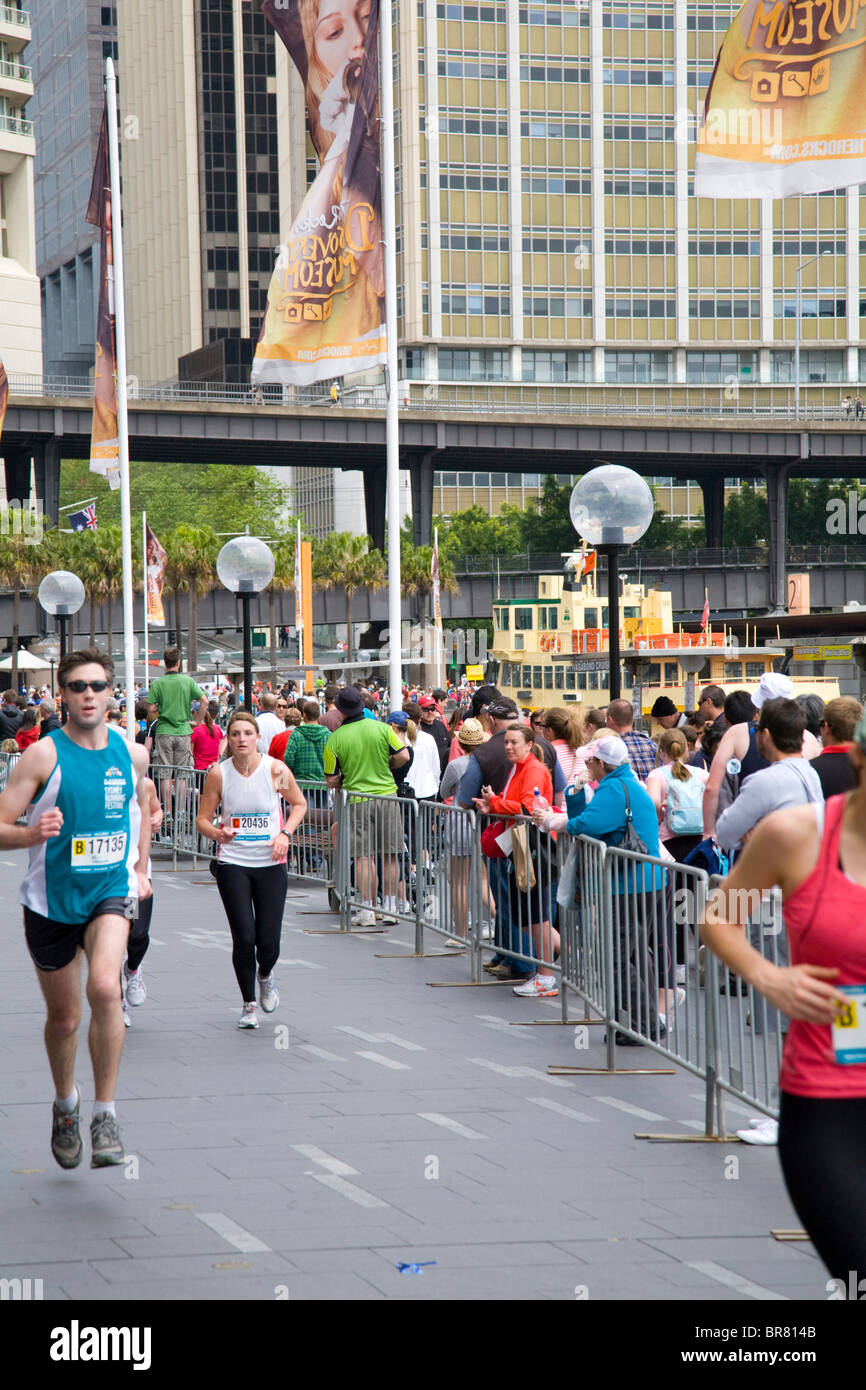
[[433, 505, 523, 569], [167, 524, 218, 674], [59, 460, 291, 539], [787, 477, 866, 546], [511, 476, 577, 555], [268, 536, 297, 677], [400, 538, 459, 622], [723, 482, 769, 546], [314, 533, 386, 665], [0, 528, 39, 685]]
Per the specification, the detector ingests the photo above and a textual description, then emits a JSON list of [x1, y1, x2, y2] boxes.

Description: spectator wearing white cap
[[702, 671, 812, 838], [533, 735, 666, 1042]]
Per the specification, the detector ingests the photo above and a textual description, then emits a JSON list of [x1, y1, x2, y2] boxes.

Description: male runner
[[0, 647, 152, 1170]]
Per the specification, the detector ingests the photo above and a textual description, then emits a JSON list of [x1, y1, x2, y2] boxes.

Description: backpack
[[662, 764, 704, 836]]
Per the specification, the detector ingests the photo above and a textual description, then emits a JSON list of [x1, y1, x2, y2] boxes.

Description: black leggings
[[778, 1091, 866, 1280], [126, 891, 153, 973], [215, 860, 288, 1002]]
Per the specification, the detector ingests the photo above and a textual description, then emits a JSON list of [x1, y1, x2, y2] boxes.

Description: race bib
[[832, 986, 866, 1065], [229, 812, 273, 842], [71, 831, 128, 871]]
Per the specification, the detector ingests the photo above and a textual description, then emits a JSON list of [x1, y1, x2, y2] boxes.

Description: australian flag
[[69, 503, 97, 532]]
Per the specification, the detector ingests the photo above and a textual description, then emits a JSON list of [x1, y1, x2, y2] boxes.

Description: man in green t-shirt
[[324, 687, 408, 927], [144, 646, 205, 769]]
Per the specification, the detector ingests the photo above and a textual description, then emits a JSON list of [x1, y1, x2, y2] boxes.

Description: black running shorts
[[23, 898, 135, 973]]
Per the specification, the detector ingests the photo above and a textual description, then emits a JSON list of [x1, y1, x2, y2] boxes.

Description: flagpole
[[380, 0, 402, 711], [105, 58, 136, 743], [142, 511, 149, 692], [296, 516, 303, 675]]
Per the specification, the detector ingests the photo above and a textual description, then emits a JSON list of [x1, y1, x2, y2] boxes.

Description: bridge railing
[[8, 371, 866, 421], [459, 543, 866, 575]]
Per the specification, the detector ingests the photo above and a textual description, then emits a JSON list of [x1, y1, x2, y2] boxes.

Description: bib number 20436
[[832, 985, 866, 1065], [229, 813, 272, 842], [71, 831, 128, 871]]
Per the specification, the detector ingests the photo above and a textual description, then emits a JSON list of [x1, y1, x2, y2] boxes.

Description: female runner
[[197, 710, 307, 1028], [701, 717, 866, 1281]]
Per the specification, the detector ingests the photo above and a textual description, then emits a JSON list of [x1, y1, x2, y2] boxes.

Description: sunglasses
[[63, 679, 110, 694]]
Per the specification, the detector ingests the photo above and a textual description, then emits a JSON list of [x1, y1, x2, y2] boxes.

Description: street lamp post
[[210, 648, 225, 698], [569, 466, 655, 702], [794, 249, 832, 418], [38, 571, 86, 724], [43, 643, 60, 698], [216, 539, 274, 712]]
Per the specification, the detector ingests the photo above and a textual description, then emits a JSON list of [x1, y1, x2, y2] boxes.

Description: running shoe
[[258, 974, 279, 1013], [122, 998, 131, 1029], [90, 1112, 124, 1167], [736, 1118, 778, 1146], [51, 1094, 82, 1170], [350, 909, 377, 928], [512, 974, 559, 998], [238, 1002, 259, 1029], [124, 965, 146, 1007]]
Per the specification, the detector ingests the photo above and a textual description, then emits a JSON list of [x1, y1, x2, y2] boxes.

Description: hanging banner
[[85, 102, 121, 490], [252, 0, 386, 388], [145, 524, 168, 626], [695, 0, 866, 199]]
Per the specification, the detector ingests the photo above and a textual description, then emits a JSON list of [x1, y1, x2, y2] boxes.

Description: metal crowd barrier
[[0, 750, 20, 793], [704, 879, 784, 1134]]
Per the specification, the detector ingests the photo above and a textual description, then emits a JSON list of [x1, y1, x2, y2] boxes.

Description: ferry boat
[[488, 567, 839, 717]]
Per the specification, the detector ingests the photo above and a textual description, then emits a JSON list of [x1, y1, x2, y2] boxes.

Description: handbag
[[480, 819, 510, 859], [620, 783, 649, 856], [512, 823, 537, 892]]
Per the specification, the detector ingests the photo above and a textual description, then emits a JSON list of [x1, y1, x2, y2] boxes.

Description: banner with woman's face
[[252, 0, 386, 388]]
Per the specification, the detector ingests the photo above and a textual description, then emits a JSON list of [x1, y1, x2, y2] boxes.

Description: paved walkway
[[0, 853, 826, 1302]]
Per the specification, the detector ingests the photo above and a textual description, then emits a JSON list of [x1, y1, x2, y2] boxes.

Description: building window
[[605, 351, 672, 384], [438, 348, 509, 381], [664, 662, 679, 686], [514, 608, 533, 631], [771, 350, 847, 384], [522, 349, 591, 383], [745, 662, 765, 679], [686, 352, 759, 385], [724, 662, 743, 680]]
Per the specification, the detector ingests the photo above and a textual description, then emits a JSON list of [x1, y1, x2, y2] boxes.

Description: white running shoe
[[351, 909, 377, 928], [736, 1118, 778, 1146], [238, 1002, 259, 1029], [124, 966, 146, 1007], [512, 974, 559, 998], [258, 973, 279, 1013], [444, 937, 465, 949], [122, 998, 131, 1028]]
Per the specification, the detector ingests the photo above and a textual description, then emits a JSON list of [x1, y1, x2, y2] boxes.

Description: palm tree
[[162, 530, 190, 665], [268, 536, 297, 679], [69, 530, 105, 646], [0, 529, 37, 687], [168, 524, 217, 675], [93, 525, 124, 657], [400, 540, 459, 681], [313, 533, 386, 666]]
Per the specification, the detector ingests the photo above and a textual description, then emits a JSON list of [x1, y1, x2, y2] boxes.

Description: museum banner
[[695, 0, 866, 199]]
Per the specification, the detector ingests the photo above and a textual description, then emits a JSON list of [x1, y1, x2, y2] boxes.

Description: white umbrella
[[0, 650, 52, 671]]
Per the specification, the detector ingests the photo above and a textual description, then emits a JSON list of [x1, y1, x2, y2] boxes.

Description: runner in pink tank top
[[701, 716, 866, 1284]]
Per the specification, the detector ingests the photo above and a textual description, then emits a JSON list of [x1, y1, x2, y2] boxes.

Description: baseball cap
[[591, 735, 629, 767], [418, 696, 437, 709], [752, 672, 793, 709], [650, 696, 678, 718], [486, 697, 520, 720], [386, 710, 408, 727]]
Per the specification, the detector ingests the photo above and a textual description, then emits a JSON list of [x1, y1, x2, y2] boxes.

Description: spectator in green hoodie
[[284, 700, 330, 783]]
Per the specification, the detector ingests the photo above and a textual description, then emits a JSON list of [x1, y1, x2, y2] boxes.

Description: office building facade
[[28, 0, 115, 378], [0, 1, 39, 377]]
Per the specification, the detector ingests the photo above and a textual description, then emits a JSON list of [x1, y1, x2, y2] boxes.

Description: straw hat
[[457, 717, 485, 748]]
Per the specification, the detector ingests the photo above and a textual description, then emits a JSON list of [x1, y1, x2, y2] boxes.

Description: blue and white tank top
[[218, 754, 282, 867], [20, 726, 141, 922]]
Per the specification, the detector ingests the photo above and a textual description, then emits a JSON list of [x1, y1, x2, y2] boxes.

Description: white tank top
[[218, 754, 283, 867]]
